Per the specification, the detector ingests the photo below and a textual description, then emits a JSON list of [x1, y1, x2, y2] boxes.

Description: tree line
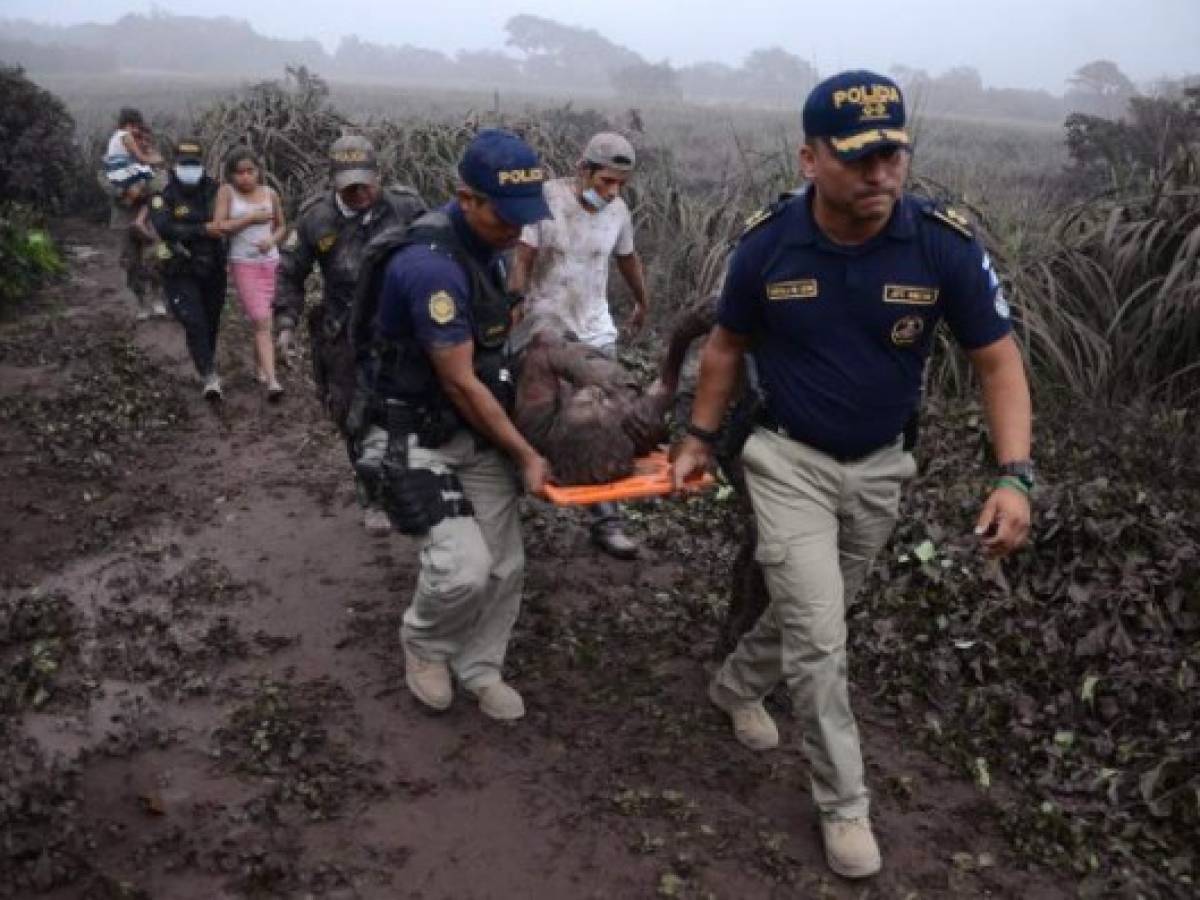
[[2, 11, 1196, 122]]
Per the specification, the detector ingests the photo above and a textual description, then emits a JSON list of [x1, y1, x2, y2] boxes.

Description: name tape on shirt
[[766, 279, 818, 301], [428, 290, 457, 325], [883, 284, 939, 305]]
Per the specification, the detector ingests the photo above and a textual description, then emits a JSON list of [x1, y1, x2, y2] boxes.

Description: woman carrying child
[[103, 108, 161, 207], [213, 148, 287, 401]]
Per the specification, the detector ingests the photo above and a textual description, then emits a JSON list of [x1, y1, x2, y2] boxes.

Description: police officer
[[273, 136, 424, 531], [149, 138, 228, 400], [362, 129, 552, 721], [672, 71, 1033, 879]]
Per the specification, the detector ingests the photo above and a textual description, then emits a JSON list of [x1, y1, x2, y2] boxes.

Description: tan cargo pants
[[712, 426, 917, 819], [400, 430, 525, 691]]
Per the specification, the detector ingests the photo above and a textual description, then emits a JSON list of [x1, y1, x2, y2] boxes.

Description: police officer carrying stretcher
[[350, 129, 552, 721], [273, 136, 424, 532], [673, 70, 1034, 879]]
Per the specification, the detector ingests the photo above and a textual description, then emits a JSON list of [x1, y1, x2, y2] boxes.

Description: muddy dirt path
[[0, 221, 1073, 898]]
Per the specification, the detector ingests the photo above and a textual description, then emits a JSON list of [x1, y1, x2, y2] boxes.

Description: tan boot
[[708, 679, 779, 750], [821, 816, 882, 879], [404, 645, 451, 711], [472, 681, 525, 721]]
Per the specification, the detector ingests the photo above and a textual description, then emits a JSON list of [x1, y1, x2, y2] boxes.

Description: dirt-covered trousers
[[306, 304, 357, 439], [400, 429, 524, 691], [164, 270, 227, 378], [712, 426, 917, 819]]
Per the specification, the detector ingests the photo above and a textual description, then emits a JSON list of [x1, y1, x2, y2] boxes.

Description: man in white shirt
[[509, 132, 651, 559]]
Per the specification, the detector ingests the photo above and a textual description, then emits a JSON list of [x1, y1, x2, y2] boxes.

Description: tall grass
[[55, 69, 1198, 408], [1010, 146, 1200, 405]]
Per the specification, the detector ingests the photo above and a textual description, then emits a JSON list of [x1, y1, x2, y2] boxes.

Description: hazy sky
[[6, 0, 1198, 92]]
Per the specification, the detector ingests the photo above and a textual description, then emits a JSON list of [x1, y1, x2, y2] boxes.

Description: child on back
[[103, 108, 161, 207], [213, 148, 287, 400]]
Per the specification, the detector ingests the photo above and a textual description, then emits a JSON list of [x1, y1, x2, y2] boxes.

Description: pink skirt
[[229, 258, 278, 323]]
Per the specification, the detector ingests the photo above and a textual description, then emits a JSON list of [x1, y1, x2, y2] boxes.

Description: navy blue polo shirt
[[376, 201, 497, 349], [719, 188, 1012, 459]]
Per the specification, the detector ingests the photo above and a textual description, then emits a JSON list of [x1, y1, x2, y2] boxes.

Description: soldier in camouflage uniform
[[273, 136, 424, 532]]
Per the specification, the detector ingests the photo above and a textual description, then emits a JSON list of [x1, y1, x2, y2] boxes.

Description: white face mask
[[334, 192, 361, 219], [174, 164, 204, 186], [580, 187, 609, 212]]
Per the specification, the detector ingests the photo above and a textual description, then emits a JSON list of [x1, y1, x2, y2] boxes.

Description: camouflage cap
[[329, 135, 379, 190]]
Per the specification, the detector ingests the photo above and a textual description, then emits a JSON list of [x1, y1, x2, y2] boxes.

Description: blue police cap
[[458, 129, 551, 226], [802, 70, 910, 161]]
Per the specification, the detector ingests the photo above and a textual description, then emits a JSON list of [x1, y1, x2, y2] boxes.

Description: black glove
[[380, 458, 443, 535]]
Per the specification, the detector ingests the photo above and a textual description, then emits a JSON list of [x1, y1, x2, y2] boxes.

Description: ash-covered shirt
[[519, 177, 635, 349]]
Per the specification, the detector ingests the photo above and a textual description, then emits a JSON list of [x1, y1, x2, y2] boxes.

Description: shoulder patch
[[428, 290, 456, 325], [298, 192, 328, 216], [316, 232, 337, 254], [150, 196, 164, 210], [740, 191, 802, 240], [740, 203, 784, 239], [923, 205, 974, 240], [385, 184, 423, 203]]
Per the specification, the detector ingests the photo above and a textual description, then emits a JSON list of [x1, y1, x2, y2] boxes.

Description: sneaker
[[708, 679, 779, 750], [404, 645, 452, 711], [472, 681, 525, 721], [202, 373, 223, 401], [266, 378, 284, 402], [591, 519, 637, 560], [362, 506, 392, 535], [150, 300, 167, 317], [821, 816, 882, 879], [255, 368, 268, 385]]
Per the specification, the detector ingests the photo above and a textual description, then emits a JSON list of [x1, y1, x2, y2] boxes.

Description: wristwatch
[[996, 459, 1036, 494], [686, 422, 721, 446]]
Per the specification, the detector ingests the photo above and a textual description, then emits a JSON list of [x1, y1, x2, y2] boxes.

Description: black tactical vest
[[349, 210, 516, 444]]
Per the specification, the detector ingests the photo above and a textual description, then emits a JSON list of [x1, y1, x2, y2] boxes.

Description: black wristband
[[686, 423, 720, 445]]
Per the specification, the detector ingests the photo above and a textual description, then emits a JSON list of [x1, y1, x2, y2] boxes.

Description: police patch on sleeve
[[982, 253, 1011, 318], [150, 196, 164, 210], [428, 290, 456, 325], [316, 233, 337, 254], [994, 289, 1011, 319]]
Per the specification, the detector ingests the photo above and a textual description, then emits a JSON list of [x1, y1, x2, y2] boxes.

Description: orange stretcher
[[542, 448, 715, 506]]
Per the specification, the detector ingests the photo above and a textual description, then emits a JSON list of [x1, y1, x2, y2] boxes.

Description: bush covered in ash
[[0, 66, 80, 211]]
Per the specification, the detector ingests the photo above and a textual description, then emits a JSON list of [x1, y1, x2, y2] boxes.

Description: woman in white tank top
[[213, 148, 287, 400]]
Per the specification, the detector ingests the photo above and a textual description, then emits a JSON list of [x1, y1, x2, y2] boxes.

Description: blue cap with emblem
[[802, 70, 910, 161], [458, 129, 552, 226]]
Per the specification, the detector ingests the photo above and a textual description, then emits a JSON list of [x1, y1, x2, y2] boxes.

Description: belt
[[755, 408, 895, 465]]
